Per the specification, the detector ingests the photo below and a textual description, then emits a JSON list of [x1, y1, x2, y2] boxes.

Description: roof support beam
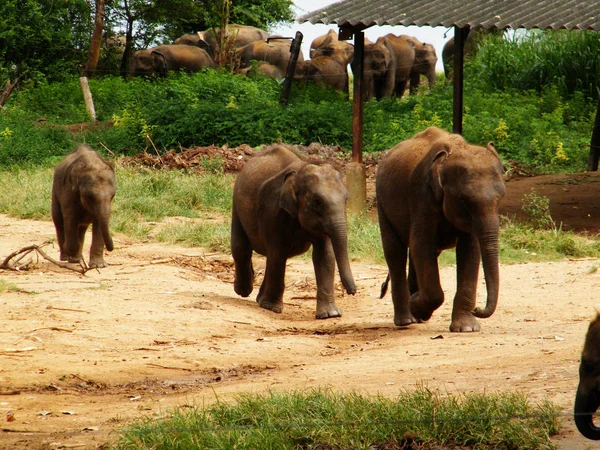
[[587, 96, 600, 171], [452, 26, 469, 135]]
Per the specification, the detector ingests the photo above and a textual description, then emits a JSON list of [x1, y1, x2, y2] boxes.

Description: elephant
[[361, 38, 399, 101], [574, 313, 600, 440], [399, 35, 437, 93], [235, 38, 304, 75], [294, 56, 349, 94], [310, 29, 354, 67], [442, 28, 497, 80], [174, 25, 268, 57], [376, 127, 505, 332], [231, 145, 356, 319], [237, 61, 284, 80], [129, 45, 215, 76], [52, 145, 116, 269], [374, 34, 414, 98]]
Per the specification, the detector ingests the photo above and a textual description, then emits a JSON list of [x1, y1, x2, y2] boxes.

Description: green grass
[[115, 387, 560, 450], [0, 165, 599, 264]]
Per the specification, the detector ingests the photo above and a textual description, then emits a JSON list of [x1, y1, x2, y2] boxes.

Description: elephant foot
[[394, 314, 418, 327], [315, 302, 342, 319], [234, 279, 253, 298], [67, 256, 84, 264], [89, 261, 107, 269], [257, 297, 283, 314], [450, 314, 481, 332], [409, 292, 441, 322]]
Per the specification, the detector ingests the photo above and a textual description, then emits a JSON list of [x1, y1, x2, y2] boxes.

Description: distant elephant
[[52, 145, 116, 269], [376, 127, 505, 332], [294, 56, 349, 94], [442, 28, 496, 80], [399, 35, 437, 93], [237, 61, 284, 80], [231, 145, 356, 319], [236, 38, 304, 75], [174, 24, 268, 57], [363, 38, 399, 101], [374, 34, 414, 98], [129, 45, 215, 76], [310, 29, 354, 67], [574, 313, 600, 440]]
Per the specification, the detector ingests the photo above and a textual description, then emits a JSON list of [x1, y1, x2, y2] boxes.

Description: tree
[[0, 0, 91, 81], [84, 0, 106, 78]]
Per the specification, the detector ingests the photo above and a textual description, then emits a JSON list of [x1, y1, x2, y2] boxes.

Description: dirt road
[[0, 211, 598, 449]]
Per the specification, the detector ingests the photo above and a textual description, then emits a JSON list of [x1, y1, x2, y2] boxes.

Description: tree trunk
[[83, 0, 105, 78]]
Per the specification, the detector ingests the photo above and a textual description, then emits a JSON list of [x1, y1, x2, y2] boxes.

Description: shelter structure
[[299, 0, 600, 213]]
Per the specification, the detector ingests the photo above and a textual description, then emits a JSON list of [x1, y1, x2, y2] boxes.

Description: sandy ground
[[2, 169, 600, 449], [0, 214, 597, 450]]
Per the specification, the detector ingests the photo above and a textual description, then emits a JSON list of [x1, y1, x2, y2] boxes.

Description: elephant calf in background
[[52, 145, 116, 269], [376, 127, 505, 332], [575, 313, 600, 440], [130, 45, 215, 77], [231, 145, 356, 319]]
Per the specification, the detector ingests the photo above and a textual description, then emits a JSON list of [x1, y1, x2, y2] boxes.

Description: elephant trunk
[[575, 384, 600, 440], [97, 202, 114, 252], [473, 216, 500, 318], [328, 219, 356, 295]]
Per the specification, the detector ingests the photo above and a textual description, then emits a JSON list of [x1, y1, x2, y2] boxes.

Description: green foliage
[[115, 387, 559, 449], [521, 190, 555, 230], [468, 29, 600, 98]]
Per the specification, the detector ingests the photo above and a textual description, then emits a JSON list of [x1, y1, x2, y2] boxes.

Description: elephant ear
[[486, 141, 500, 157], [279, 171, 298, 217], [428, 142, 451, 202], [151, 51, 167, 74]]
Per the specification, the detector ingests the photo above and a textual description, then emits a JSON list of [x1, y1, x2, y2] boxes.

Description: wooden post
[[452, 26, 469, 135], [280, 32, 303, 105], [79, 77, 96, 121], [346, 29, 366, 215]]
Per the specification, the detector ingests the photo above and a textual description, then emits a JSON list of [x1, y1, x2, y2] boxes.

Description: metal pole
[[587, 95, 600, 171], [351, 30, 364, 163], [452, 26, 469, 135]]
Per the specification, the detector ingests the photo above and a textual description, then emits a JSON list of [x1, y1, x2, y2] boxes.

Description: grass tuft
[[115, 387, 560, 450]]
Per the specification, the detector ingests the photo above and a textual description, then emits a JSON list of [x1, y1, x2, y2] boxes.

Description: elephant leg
[[231, 208, 254, 297], [408, 230, 444, 322], [256, 252, 286, 313], [450, 233, 481, 332], [409, 71, 421, 94], [63, 216, 84, 264], [407, 253, 418, 295], [89, 221, 107, 268], [312, 237, 341, 319], [378, 209, 414, 326], [395, 79, 408, 97], [51, 198, 66, 259]]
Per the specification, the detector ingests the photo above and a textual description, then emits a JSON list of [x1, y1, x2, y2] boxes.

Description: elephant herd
[[53, 135, 600, 441], [129, 24, 439, 100]]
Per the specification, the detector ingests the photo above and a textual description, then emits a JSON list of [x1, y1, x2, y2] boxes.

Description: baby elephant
[[231, 145, 356, 319], [52, 145, 116, 268], [575, 313, 600, 440]]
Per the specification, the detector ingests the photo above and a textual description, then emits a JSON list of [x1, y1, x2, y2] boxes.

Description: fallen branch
[[0, 243, 89, 274]]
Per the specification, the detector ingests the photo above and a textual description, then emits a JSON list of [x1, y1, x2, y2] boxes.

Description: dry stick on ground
[[0, 243, 89, 274]]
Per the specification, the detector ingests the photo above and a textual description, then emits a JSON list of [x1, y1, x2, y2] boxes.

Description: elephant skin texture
[[130, 45, 215, 77], [310, 29, 354, 67], [294, 56, 349, 95], [398, 35, 437, 93], [574, 313, 600, 440], [363, 38, 398, 101], [231, 145, 356, 319], [235, 38, 304, 76], [237, 61, 283, 80], [376, 127, 505, 332], [51, 145, 116, 269], [174, 25, 268, 57]]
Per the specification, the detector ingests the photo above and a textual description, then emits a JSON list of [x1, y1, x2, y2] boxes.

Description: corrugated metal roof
[[298, 0, 600, 31]]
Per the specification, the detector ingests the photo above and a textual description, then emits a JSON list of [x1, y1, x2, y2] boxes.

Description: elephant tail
[[379, 273, 390, 299]]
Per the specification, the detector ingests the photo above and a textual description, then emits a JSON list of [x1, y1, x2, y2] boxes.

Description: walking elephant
[[130, 45, 215, 76], [236, 38, 304, 75], [376, 127, 505, 332], [363, 38, 398, 101], [174, 25, 268, 57], [574, 313, 600, 440], [399, 35, 437, 93], [294, 56, 349, 94], [52, 145, 116, 269], [231, 145, 356, 319]]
